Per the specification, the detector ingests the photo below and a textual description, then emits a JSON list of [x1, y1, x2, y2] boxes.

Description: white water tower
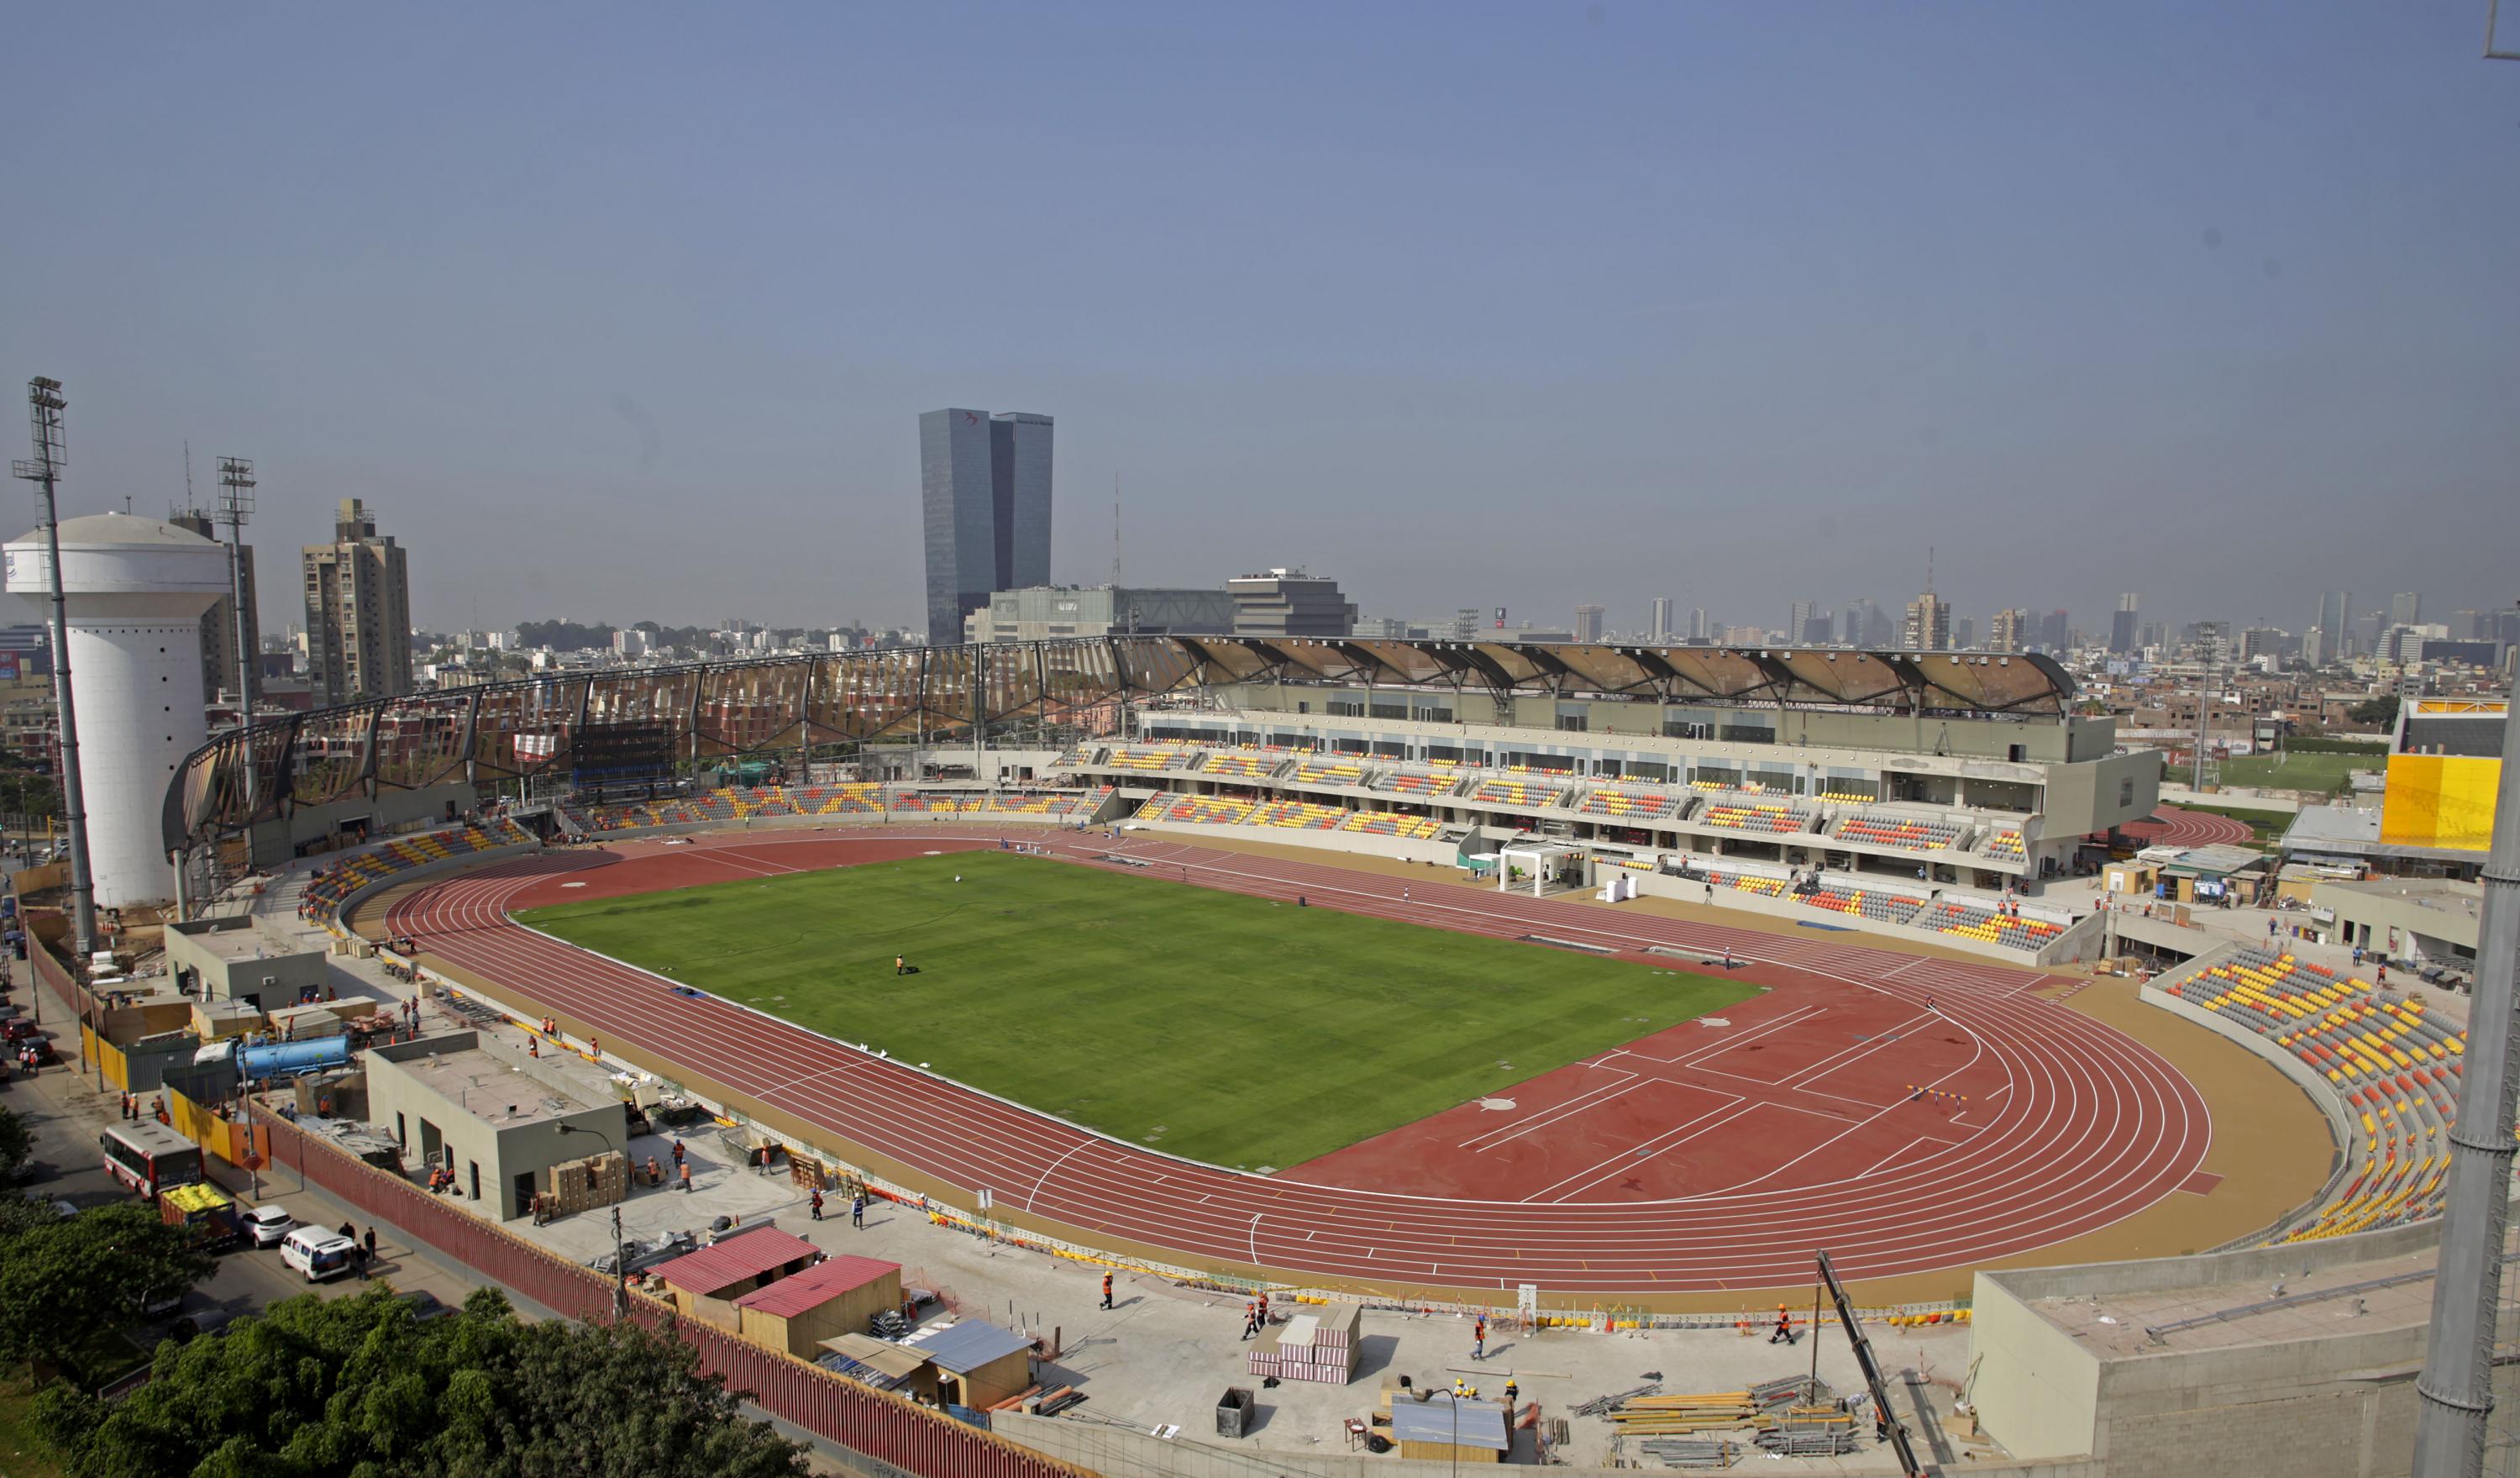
[[4, 513, 230, 907]]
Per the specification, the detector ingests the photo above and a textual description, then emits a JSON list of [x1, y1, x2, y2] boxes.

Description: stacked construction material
[[1244, 1304, 1361, 1384], [539, 1150, 628, 1216], [1630, 1437, 1739, 1469], [1601, 1378, 1833, 1439], [1755, 1406, 1858, 1456]]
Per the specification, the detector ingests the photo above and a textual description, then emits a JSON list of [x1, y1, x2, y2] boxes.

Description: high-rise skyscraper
[[2109, 593, 2138, 655], [920, 408, 1053, 646], [2389, 592, 2422, 629], [2313, 589, 2351, 659], [1688, 608, 1711, 642], [1650, 597, 1672, 644], [1988, 608, 2027, 653], [1953, 616, 1977, 651], [2039, 608, 2070, 651], [1903, 588, 1950, 651], [1788, 601, 1814, 644], [169, 508, 260, 708], [1573, 603, 1605, 643], [302, 498, 412, 707]]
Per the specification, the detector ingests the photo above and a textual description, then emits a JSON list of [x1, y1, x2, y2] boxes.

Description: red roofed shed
[[652, 1228, 821, 1328], [734, 1254, 902, 1357]]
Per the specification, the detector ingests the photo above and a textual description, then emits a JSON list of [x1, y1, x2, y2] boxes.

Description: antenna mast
[[1112, 472, 1122, 588]]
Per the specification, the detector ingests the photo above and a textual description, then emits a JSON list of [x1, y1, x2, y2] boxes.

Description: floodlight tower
[[8, 377, 98, 958], [216, 456, 258, 819]]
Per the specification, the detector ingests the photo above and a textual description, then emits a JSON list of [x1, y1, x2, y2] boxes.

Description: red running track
[[386, 829, 2210, 1294], [2114, 804, 2257, 849]]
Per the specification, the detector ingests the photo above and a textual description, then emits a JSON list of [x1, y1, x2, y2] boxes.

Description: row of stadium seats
[[1698, 800, 1814, 835], [299, 818, 536, 923], [1703, 870, 1790, 898], [1134, 793, 1257, 825], [1339, 809, 1443, 840], [1104, 745, 1194, 772], [1289, 758, 1369, 786], [1249, 798, 1348, 831], [1798, 886, 1928, 926], [1923, 902, 2061, 950], [1375, 769, 1464, 797], [1468, 776, 1573, 808], [572, 785, 1110, 831], [1982, 829, 2026, 861], [1578, 786, 1685, 822], [1199, 751, 1281, 780], [2167, 949, 2465, 1236], [1835, 813, 1969, 853]]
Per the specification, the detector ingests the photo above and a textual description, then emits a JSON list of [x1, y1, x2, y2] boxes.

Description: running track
[[2116, 804, 2257, 849], [385, 829, 2211, 1294]]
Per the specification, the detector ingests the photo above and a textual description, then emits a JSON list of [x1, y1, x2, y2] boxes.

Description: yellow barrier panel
[[2381, 755, 2499, 851]]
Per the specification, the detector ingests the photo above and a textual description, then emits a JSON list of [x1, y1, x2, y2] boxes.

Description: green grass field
[[518, 853, 1755, 1170], [2213, 750, 2384, 795]]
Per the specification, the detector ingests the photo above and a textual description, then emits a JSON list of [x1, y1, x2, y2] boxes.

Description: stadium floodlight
[[215, 456, 259, 827], [11, 376, 99, 960]]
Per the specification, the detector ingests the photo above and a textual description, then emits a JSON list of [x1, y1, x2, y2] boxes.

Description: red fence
[[251, 1107, 1094, 1478]]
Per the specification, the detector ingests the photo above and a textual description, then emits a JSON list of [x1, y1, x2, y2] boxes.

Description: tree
[[0, 1203, 213, 1374], [0, 1102, 30, 1181], [37, 1286, 807, 1478], [2347, 694, 2401, 729]]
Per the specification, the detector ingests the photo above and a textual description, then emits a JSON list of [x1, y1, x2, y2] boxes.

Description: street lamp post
[[556, 1122, 630, 1320]]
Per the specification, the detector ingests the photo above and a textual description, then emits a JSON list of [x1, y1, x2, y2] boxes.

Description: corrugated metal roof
[[906, 1319, 1032, 1373], [733, 1254, 900, 1318], [1389, 1396, 1508, 1449], [651, 1228, 820, 1292]]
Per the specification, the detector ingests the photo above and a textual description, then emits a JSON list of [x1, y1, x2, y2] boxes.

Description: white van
[[279, 1228, 358, 1282]]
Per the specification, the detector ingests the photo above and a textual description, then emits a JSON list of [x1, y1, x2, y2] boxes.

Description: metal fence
[[249, 1106, 1094, 1478]]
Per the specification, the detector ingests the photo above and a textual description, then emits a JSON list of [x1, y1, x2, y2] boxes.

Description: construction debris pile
[[1599, 1375, 1862, 1467]]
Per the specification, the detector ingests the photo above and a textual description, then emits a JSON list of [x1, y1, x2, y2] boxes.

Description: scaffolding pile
[[1599, 1376, 1849, 1465]]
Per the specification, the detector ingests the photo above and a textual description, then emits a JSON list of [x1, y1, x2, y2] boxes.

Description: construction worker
[[1504, 1379, 1520, 1411], [1473, 1314, 1486, 1360], [1100, 1272, 1115, 1310], [810, 1189, 825, 1221], [1453, 1376, 1467, 1400], [1769, 1303, 1793, 1344], [853, 1191, 867, 1228], [1242, 1301, 1259, 1340]]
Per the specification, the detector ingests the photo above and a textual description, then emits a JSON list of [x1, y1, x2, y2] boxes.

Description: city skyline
[[6, 6, 2518, 634]]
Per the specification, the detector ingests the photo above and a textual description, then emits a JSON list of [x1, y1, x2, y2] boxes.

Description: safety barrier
[[249, 1106, 1095, 1478]]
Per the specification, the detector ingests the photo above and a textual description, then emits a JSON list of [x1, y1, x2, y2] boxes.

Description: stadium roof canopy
[[162, 636, 2072, 849]]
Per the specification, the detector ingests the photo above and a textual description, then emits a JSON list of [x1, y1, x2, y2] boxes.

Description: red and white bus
[[102, 1121, 205, 1201]]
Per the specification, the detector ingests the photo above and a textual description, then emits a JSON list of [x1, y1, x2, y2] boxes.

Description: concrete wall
[[248, 780, 481, 871], [1967, 1273, 2103, 1460]]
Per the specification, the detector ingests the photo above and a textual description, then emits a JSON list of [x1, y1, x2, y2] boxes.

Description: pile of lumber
[[1630, 1437, 1740, 1469], [1600, 1391, 1760, 1437]]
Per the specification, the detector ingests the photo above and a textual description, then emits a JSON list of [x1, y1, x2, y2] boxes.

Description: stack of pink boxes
[[1247, 1302, 1361, 1385]]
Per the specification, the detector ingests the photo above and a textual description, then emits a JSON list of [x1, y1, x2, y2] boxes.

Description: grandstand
[[2166, 948, 2461, 1235], [1133, 793, 1257, 826], [1467, 775, 1572, 808], [1983, 828, 2027, 861], [1798, 884, 1929, 927], [1924, 902, 2065, 951], [1577, 784, 1685, 822], [1337, 809, 1443, 840], [298, 818, 534, 923], [1246, 798, 1348, 831], [1198, 750, 1281, 780], [1287, 756, 1371, 787], [1835, 811, 1970, 852], [1373, 767, 1465, 798], [1695, 797, 1814, 835], [1103, 744, 1195, 772]]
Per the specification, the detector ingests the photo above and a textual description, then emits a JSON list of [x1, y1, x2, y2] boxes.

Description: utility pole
[[11, 378, 98, 960], [2409, 674, 2520, 1476], [216, 458, 259, 852]]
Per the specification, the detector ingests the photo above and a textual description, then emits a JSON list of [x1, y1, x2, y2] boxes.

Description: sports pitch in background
[[520, 852, 1755, 1170]]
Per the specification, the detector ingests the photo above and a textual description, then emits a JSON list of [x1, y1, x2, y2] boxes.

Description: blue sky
[[3, 3, 2516, 639]]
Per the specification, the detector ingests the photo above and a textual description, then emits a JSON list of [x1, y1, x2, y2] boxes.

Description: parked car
[[278, 1228, 358, 1282], [243, 1204, 296, 1249]]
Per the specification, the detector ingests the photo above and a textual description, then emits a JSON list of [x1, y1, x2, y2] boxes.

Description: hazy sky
[[5, 3, 2517, 639]]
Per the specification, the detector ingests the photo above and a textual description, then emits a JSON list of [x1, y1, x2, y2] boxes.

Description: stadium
[[158, 634, 2510, 1474]]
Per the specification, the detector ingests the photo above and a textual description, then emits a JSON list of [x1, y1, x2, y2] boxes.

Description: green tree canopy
[[37, 1286, 807, 1478], [0, 1202, 212, 1374], [0, 1102, 31, 1181], [2347, 694, 2401, 728]]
